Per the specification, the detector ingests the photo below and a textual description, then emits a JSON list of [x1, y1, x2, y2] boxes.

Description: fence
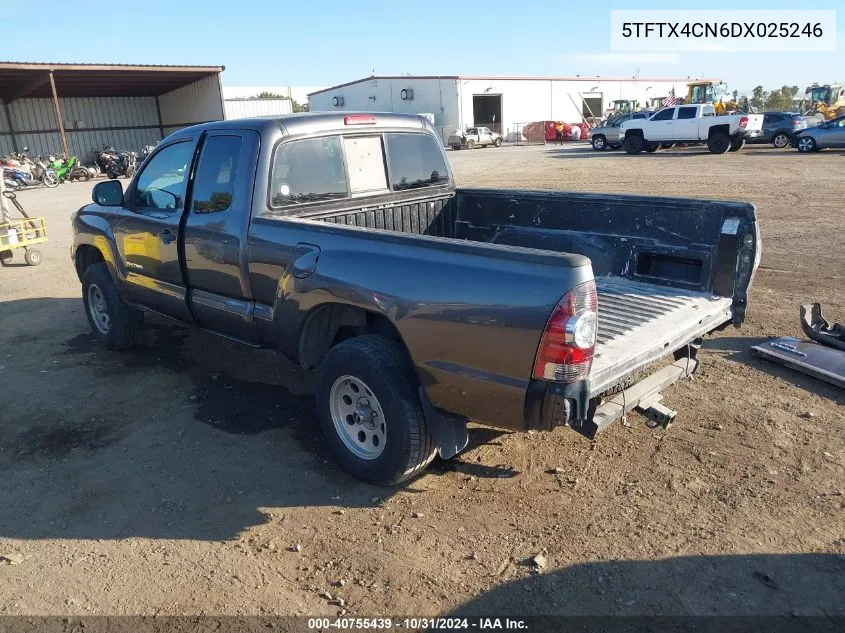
[[511, 122, 547, 146]]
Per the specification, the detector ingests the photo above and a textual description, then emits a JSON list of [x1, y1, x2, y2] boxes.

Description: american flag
[[662, 89, 677, 107]]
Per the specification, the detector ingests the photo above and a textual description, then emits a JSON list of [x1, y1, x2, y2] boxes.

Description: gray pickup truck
[[72, 112, 761, 485]]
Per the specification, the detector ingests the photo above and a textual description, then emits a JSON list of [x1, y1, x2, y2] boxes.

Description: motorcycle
[[105, 151, 137, 179], [46, 155, 90, 183]]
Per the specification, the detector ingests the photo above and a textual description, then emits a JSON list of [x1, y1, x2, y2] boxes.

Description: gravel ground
[[0, 142, 843, 618]]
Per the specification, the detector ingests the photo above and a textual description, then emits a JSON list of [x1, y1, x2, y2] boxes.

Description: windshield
[[689, 84, 714, 104], [807, 87, 831, 103]]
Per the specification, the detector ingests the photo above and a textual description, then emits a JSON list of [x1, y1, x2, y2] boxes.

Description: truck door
[[648, 107, 676, 141], [674, 106, 699, 140], [113, 139, 198, 322], [183, 130, 261, 343]]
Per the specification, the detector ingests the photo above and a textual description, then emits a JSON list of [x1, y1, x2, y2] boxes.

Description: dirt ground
[[0, 143, 843, 620]]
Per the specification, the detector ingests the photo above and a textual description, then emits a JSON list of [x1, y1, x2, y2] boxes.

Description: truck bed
[[591, 277, 732, 395], [303, 186, 758, 406]]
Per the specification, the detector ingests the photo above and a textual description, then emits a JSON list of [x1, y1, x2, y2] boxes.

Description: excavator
[[803, 83, 845, 121], [685, 81, 743, 115]]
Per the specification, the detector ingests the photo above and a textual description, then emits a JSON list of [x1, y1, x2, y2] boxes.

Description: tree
[[255, 91, 285, 99], [292, 100, 309, 113], [750, 86, 766, 111]]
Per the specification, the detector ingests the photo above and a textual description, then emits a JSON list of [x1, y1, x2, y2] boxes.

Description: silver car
[[795, 115, 845, 152], [448, 127, 503, 150], [588, 111, 652, 151]]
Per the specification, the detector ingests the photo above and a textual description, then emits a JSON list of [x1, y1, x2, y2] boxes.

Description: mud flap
[[418, 387, 469, 459]]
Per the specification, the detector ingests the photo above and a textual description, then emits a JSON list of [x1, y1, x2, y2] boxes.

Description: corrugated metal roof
[[0, 62, 224, 100]]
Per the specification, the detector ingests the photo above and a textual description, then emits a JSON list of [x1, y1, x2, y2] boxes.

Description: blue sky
[[2, 0, 841, 94]]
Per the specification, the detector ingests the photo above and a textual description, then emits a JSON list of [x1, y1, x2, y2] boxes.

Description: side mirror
[[92, 180, 124, 206]]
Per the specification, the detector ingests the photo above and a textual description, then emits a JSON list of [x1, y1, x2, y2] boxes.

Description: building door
[[582, 95, 603, 120], [472, 94, 503, 133]]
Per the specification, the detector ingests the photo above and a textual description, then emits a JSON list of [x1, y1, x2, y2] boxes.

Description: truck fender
[[73, 216, 125, 290]]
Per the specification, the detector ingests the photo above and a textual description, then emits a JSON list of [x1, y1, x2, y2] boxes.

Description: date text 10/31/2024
[[307, 617, 528, 630]]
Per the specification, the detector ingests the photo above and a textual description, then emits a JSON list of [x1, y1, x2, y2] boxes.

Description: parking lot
[[0, 142, 843, 617]]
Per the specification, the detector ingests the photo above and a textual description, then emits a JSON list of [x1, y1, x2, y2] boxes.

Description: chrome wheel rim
[[797, 138, 813, 152], [329, 375, 386, 460], [773, 134, 788, 148], [593, 137, 604, 150], [87, 284, 110, 334]]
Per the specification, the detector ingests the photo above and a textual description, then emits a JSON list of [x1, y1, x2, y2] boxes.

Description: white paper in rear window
[[343, 136, 388, 194]]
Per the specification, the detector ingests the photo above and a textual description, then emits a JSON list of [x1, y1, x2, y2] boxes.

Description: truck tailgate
[[591, 277, 732, 396]]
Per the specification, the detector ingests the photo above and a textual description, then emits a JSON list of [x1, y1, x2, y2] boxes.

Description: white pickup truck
[[619, 103, 764, 154]]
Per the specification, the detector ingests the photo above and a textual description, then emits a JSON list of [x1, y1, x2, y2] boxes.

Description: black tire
[[71, 167, 89, 182], [645, 145, 659, 153], [772, 132, 790, 149], [23, 248, 41, 266], [466, 139, 475, 149], [494, 138, 502, 147], [315, 335, 437, 485], [707, 132, 731, 154], [591, 135, 607, 151], [623, 136, 644, 154], [451, 145, 461, 151], [728, 137, 746, 152], [81, 263, 143, 350], [0, 249, 12, 266], [796, 136, 817, 153]]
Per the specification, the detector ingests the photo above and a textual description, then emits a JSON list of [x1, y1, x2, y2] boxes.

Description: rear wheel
[[728, 137, 746, 152], [466, 139, 475, 149], [772, 133, 790, 149], [81, 263, 143, 350], [42, 171, 59, 188], [0, 250, 12, 266], [315, 335, 437, 485], [494, 138, 502, 147], [707, 132, 731, 154], [623, 136, 644, 154], [796, 136, 817, 153], [23, 248, 41, 266], [591, 135, 607, 151], [71, 167, 89, 182]]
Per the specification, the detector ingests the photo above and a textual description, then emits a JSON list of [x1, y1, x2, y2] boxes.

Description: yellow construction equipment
[[803, 84, 845, 120], [685, 81, 739, 115], [609, 99, 640, 116]]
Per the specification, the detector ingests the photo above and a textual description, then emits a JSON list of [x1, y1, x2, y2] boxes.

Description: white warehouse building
[[309, 75, 713, 142]]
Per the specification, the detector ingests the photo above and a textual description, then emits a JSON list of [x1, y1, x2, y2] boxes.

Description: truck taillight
[[532, 281, 598, 383], [739, 116, 748, 128], [344, 115, 376, 125]]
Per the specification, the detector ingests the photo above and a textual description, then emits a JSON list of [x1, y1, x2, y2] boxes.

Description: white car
[[619, 104, 764, 154], [448, 127, 503, 150]]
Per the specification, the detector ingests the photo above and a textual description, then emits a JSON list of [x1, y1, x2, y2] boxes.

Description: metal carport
[[0, 62, 225, 161]]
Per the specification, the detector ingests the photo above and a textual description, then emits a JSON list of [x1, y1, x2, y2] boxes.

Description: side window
[[633, 113, 645, 120], [191, 136, 242, 213], [651, 108, 675, 121], [677, 107, 697, 120], [270, 136, 348, 207], [701, 105, 716, 117], [467, 128, 477, 134], [385, 133, 449, 191], [133, 142, 194, 210]]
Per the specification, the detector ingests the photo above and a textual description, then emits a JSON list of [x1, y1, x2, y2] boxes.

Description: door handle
[[159, 229, 176, 245]]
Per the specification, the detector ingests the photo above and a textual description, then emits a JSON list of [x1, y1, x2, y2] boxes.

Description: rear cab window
[[267, 131, 449, 212]]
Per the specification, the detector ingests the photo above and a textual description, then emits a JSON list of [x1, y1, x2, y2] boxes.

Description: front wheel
[[42, 171, 59, 188], [315, 335, 437, 485], [494, 138, 502, 147], [623, 136, 644, 154], [591, 135, 606, 151], [729, 137, 746, 152], [772, 133, 790, 149], [23, 248, 41, 266], [81, 263, 143, 350], [707, 132, 731, 154], [796, 137, 817, 153], [0, 250, 12, 266]]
